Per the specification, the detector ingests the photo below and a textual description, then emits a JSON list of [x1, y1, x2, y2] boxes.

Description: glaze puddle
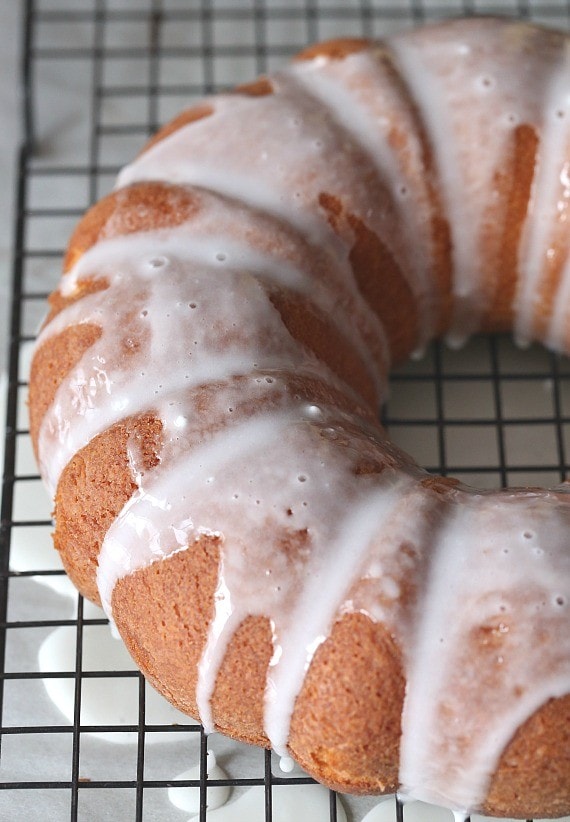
[[188, 782, 347, 821], [38, 624, 196, 742], [363, 799, 570, 822], [168, 750, 230, 813]]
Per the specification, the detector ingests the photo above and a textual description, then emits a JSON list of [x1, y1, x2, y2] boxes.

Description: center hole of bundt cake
[[383, 335, 556, 490]]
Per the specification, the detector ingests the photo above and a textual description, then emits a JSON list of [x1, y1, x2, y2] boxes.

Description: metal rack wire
[[2, 1, 570, 820]]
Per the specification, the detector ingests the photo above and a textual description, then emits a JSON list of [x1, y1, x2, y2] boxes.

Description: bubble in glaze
[[476, 75, 495, 91], [148, 256, 168, 269]]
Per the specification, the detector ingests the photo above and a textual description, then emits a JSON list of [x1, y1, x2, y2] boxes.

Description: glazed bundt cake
[[29, 17, 570, 818]]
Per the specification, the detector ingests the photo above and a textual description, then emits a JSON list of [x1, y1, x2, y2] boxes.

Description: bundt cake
[[29, 16, 570, 818]]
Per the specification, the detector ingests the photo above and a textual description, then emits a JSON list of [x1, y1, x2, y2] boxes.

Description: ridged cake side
[[29, 18, 570, 817]]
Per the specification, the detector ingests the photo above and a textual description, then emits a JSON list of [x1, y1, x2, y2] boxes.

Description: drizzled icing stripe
[[516, 41, 570, 347], [390, 19, 570, 349], [399, 492, 570, 812], [388, 33, 482, 347], [263, 476, 416, 756], [115, 86, 342, 252], [115, 71, 413, 359], [547, 252, 570, 351], [38, 230, 383, 493], [97, 411, 298, 619], [114, 20, 570, 355], [286, 53, 438, 350]]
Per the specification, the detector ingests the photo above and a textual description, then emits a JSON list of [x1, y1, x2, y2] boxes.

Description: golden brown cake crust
[[114, 544, 570, 815], [484, 694, 570, 818], [289, 612, 405, 795], [53, 415, 162, 603]]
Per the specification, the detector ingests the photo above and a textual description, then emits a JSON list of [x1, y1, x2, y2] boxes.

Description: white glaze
[[278, 755, 295, 773], [167, 751, 230, 813], [363, 799, 452, 822], [37, 231, 353, 496], [516, 40, 570, 347], [9, 524, 76, 599], [263, 478, 416, 755], [117, 54, 430, 361], [32, 18, 570, 817], [97, 411, 296, 620], [547, 251, 570, 350], [39, 625, 195, 742], [192, 783, 347, 822], [391, 19, 570, 348], [363, 799, 570, 822], [398, 491, 570, 812], [285, 53, 439, 348]]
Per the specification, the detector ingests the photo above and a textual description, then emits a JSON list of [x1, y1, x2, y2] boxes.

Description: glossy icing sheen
[[34, 18, 570, 815]]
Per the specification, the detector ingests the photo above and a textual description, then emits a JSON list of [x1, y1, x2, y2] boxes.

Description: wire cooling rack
[[2, 1, 570, 820]]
